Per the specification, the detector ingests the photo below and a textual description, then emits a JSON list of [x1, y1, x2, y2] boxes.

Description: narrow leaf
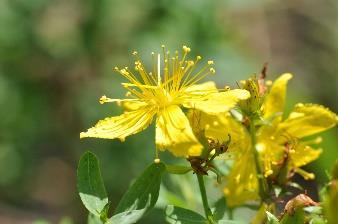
[[114, 162, 166, 215], [77, 151, 108, 217], [213, 197, 227, 221], [107, 201, 149, 224], [266, 211, 280, 224], [218, 220, 246, 224], [166, 164, 192, 174], [165, 205, 207, 224], [88, 213, 103, 224]]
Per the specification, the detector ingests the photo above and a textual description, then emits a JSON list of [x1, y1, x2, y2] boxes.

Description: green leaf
[[213, 197, 227, 221], [266, 211, 280, 224], [108, 202, 149, 224], [273, 186, 282, 198], [303, 206, 322, 214], [218, 220, 246, 224], [166, 164, 192, 174], [114, 162, 166, 215], [77, 151, 108, 217], [165, 205, 207, 224], [88, 213, 103, 224]]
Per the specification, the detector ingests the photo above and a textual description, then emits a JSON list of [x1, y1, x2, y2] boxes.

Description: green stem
[[196, 174, 214, 223], [249, 116, 268, 203]]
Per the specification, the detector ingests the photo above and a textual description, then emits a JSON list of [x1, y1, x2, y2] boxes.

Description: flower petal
[[80, 107, 155, 141], [184, 89, 250, 114], [121, 101, 148, 111], [183, 81, 218, 95], [156, 105, 203, 157], [224, 152, 259, 207], [290, 143, 322, 168], [277, 103, 337, 139], [188, 110, 250, 153], [262, 73, 292, 118]]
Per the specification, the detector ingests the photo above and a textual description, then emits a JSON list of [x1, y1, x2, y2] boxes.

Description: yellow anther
[[125, 91, 132, 97], [224, 85, 231, 91], [314, 137, 323, 144], [224, 188, 230, 195], [207, 60, 214, 65], [99, 95, 111, 104], [183, 45, 191, 52], [132, 51, 138, 55], [113, 66, 119, 71], [197, 56, 202, 60], [266, 80, 273, 86], [306, 173, 315, 180], [188, 60, 194, 65], [265, 170, 273, 177], [154, 158, 161, 163], [235, 174, 241, 183], [161, 44, 165, 48], [120, 69, 129, 75], [209, 68, 215, 74]]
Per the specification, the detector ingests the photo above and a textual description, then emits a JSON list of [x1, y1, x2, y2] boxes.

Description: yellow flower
[[258, 74, 337, 180], [191, 110, 259, 206], [197, 73, 337, 206], [80, 46, 250, 157]]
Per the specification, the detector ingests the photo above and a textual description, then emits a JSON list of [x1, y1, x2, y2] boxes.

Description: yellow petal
[[262, 73, 293, 118], [188, 110, 250, 153], [225, 152, 259, 207], [277, 103, 337, 139], [290, 143, 322, 168], [257, 120, 285, 176], [183, 81, 218, 95], [121, 101, 148, 111], [156, 105, 203, 157], [184, 89, 250, 115], [80, 107, 155, 140]]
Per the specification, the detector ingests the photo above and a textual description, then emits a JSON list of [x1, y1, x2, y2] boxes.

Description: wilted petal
[[80, 107, 155, 141], [156, 105, 203, 157]]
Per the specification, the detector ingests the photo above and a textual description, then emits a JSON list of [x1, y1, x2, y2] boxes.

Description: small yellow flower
[[188, 109, 259, 206], [80, 46, 250, 157], [198, 73, 337, 206], [258, 74, 337, 180]]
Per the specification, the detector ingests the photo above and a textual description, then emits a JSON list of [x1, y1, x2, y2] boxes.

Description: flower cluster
[[80, 46, 337, 210]]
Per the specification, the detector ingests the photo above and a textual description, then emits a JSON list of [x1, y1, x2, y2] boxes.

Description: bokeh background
[[0, 0, 337, 223]]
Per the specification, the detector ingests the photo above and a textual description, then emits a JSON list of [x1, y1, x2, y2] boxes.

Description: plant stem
[[196, 174, 214, 223], [249, 116, 268, 203]]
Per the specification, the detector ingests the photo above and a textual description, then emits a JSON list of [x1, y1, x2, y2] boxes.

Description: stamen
[[295, 168, 315, 180], [157, 54, 161, 85], [264, 169, 273, 177], [303, 137, 323, 145]]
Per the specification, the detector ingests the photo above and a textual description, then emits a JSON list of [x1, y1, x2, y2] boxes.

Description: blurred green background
[[0, 0, 337, 223]]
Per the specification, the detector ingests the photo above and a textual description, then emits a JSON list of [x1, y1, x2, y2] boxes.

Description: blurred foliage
[[0, 0, 337, 223]]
